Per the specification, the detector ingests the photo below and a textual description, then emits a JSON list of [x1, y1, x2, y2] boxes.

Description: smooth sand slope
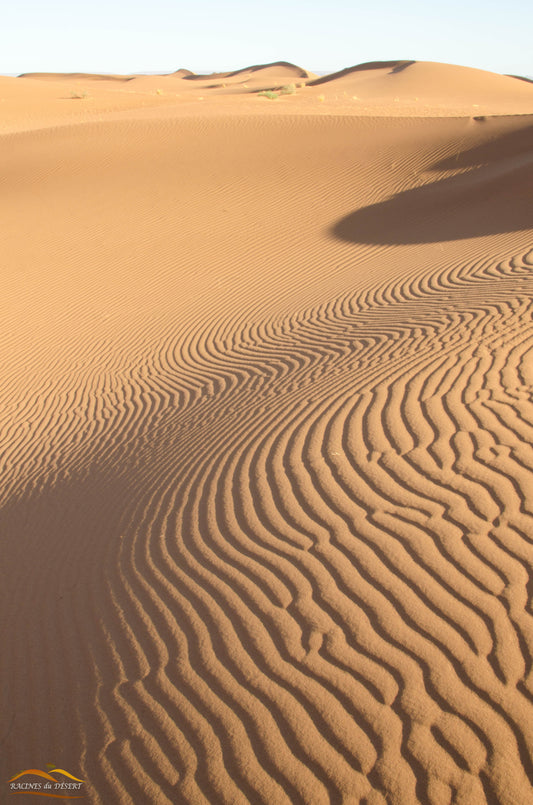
[[2, 61, 533, 804]]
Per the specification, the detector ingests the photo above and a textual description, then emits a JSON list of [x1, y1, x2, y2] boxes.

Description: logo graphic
[[8, 765, 85, 798]]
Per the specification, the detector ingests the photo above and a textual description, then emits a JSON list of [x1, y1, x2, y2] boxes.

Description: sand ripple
[[2, 110, 533, 804]]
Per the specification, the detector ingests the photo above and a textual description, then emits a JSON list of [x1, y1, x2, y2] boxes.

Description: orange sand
[[1, 60, 533, 804]]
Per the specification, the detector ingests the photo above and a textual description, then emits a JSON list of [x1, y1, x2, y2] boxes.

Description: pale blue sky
[[3, 0, 532, 77]]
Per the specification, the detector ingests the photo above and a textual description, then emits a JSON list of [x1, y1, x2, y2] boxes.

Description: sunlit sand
[[2, 60, 533, 804]]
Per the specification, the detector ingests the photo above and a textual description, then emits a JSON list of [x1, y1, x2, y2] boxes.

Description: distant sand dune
[[307, 60, 417, 84], [19, 72, 136, 82], [2, 66, 533, 805], [4, 60, 532, 134], [307, 60, 533, 112]]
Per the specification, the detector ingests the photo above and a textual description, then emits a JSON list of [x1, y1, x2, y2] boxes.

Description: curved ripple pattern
[[64, 245, 533, 804]]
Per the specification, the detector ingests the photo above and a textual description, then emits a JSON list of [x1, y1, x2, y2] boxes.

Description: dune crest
[[3, 59, 532, 134]]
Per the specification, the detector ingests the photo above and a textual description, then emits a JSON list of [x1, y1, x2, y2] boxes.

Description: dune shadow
[[307, 60, 416, 87], [1, 467, 131, 597], [332, 123, 533, 245]]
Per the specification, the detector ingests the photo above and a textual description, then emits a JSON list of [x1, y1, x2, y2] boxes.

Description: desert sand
[[1, 60, 533, 804]]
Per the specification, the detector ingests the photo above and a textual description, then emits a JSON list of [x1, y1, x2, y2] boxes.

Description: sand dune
[[308, 60, 533, 112], [2, 60, 533, 805], [8, 59, 532, 131]]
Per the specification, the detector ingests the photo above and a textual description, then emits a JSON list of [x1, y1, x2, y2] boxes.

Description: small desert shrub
[[258, 90, 279, 100], [280, 83, 296, 95], [70, 90, 89, 99]]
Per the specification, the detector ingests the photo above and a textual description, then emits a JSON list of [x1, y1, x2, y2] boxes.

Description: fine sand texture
[[2, 60, 533, 804]]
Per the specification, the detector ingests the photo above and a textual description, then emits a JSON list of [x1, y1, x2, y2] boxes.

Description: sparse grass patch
[[258, 90, 279, 100], [70, 90, 89, 99]]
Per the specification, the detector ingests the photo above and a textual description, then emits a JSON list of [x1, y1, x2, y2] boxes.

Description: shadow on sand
[[331, 123, 533, 245]]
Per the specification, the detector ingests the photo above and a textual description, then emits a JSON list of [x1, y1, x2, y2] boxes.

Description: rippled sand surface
[[2, 60, 533, 804]]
